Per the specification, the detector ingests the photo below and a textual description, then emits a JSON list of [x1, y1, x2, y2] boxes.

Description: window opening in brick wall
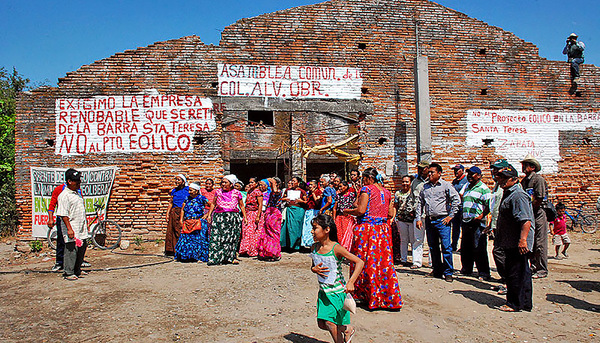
[[230, 160, 289, 183], [358, 43, 367, 50], [45, 139, 55, 147], [248, 110, 274, 126], [361, 87, 369, 94], [480, 88, 488, 95], [306, 162, 348, 182], [575, 91, 582, 97], [193, 136, 205, 145], [482, 138, 494, 146], [479, 48, 487, 55], [378, 137, 387, 145], [211, 82, 218, 88]]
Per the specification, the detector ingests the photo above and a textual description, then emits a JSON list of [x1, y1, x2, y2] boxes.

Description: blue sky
[[1, 0, 597, 86]]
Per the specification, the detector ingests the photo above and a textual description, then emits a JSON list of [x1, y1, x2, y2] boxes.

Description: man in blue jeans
[[416, 163, 461, 282]]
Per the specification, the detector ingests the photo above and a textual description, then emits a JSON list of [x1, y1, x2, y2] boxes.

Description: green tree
[[0, 67, 29, 236]]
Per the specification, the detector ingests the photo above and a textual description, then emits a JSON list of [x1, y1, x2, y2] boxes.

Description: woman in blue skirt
[[175, 182, 210, 262]]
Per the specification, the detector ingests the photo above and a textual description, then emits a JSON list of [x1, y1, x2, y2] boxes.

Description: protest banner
[[30, 166, 118, 238], [217, 64, 363, 99], [466, 109, 600, 173], [55, 94, 215, 156]]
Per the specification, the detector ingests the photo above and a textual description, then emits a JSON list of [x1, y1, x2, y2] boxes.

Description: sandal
[[344, 327, 355, 343], [410, 265, 421, 269], [232, 259, 240, 265], [498, 304, 517, 312], [64, 275, 78, 281]]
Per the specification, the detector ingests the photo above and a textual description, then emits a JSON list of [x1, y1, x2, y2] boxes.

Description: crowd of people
[[47, 152, 564, 341], [163, 152, 560, 316]]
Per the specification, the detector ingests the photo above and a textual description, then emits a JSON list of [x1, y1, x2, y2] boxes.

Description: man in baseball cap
[[487, 159, 511, 295], [65, 168, 81, 182], [494, 164, 534, 312], [491, 159, 510, 170], [459, 166, 492, 280]]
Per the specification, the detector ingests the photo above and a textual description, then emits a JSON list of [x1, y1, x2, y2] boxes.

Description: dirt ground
[[1, 232, 599, 343]]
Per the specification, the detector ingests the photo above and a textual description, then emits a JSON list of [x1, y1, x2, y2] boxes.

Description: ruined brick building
[[15, 0, 599, 240]]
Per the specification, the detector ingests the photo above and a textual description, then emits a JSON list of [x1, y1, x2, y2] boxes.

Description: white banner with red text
[[55, 94, 214, 156]]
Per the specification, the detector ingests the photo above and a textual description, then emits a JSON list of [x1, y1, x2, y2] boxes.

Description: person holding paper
[[280, 177, 307, 251], [310, 214, 364, 343]]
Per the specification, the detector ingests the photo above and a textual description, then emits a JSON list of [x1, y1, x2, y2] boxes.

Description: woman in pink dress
[[343, 167, 402, 310], [239, 178, 264, 257], [206, 175, 247, 265], [258, 177, 283, 261]]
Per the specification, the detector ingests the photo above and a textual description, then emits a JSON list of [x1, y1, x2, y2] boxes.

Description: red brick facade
[[15, 0, 599, 240]]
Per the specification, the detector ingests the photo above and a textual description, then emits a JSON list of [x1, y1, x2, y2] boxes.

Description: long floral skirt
[[301, 209, 319, 247], [239, 209, 264, 256], [280, 206, 305, 250], [351, 222, 403, 309], [258, 207, 282, 259], [335, 214, 356, 251], [174, 219, 210, 262], [208, 211, 242, 265]]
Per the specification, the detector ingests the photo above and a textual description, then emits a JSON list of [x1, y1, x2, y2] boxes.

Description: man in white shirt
[[55, 168, 89, 280]]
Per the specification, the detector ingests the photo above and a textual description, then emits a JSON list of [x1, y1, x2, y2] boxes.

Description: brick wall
[[15, 0, 600, 240]]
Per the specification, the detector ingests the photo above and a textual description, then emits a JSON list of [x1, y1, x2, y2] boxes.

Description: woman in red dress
[[343, 167, 402, 310], [333, 180, 356, 251]]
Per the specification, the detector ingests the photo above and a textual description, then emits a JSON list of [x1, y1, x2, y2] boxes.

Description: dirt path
[[1, 233, 599, 342]]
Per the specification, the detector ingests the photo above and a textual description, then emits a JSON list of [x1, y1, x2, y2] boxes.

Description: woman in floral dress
[[206, 175, 247, 265], [343, 167, 402, 310], [175, 183, 210, 262], [258, 178, 283, 261]]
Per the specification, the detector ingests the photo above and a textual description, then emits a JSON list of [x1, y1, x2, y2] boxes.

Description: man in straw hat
[[520, 154, 549, 279]]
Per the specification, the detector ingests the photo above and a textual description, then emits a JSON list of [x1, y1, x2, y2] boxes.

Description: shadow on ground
[[557, 279, 600, 293], [454, 276, 497, 291], [546, 293, 600, 312], [451, 290, 505, 309], [284, 332, 328, 343]]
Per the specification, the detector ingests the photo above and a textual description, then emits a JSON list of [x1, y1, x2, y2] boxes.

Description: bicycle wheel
[[92, 219, 123, 250], [580, 215, 597, 234], [47, 227, 57, 250]]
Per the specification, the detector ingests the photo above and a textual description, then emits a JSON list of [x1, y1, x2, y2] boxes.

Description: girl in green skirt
[[310, 214, 364, 343]]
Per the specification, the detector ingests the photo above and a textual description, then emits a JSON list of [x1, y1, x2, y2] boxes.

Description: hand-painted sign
[[466, 109, 600, 173], [55, 94, 214, 155], [30, 166, 118, 238], [217, 64, 363, 99]]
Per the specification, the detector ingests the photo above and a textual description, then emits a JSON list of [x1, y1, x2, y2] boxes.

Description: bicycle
[[47, 203, 123, 250], [565, 202, 597, 234]]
